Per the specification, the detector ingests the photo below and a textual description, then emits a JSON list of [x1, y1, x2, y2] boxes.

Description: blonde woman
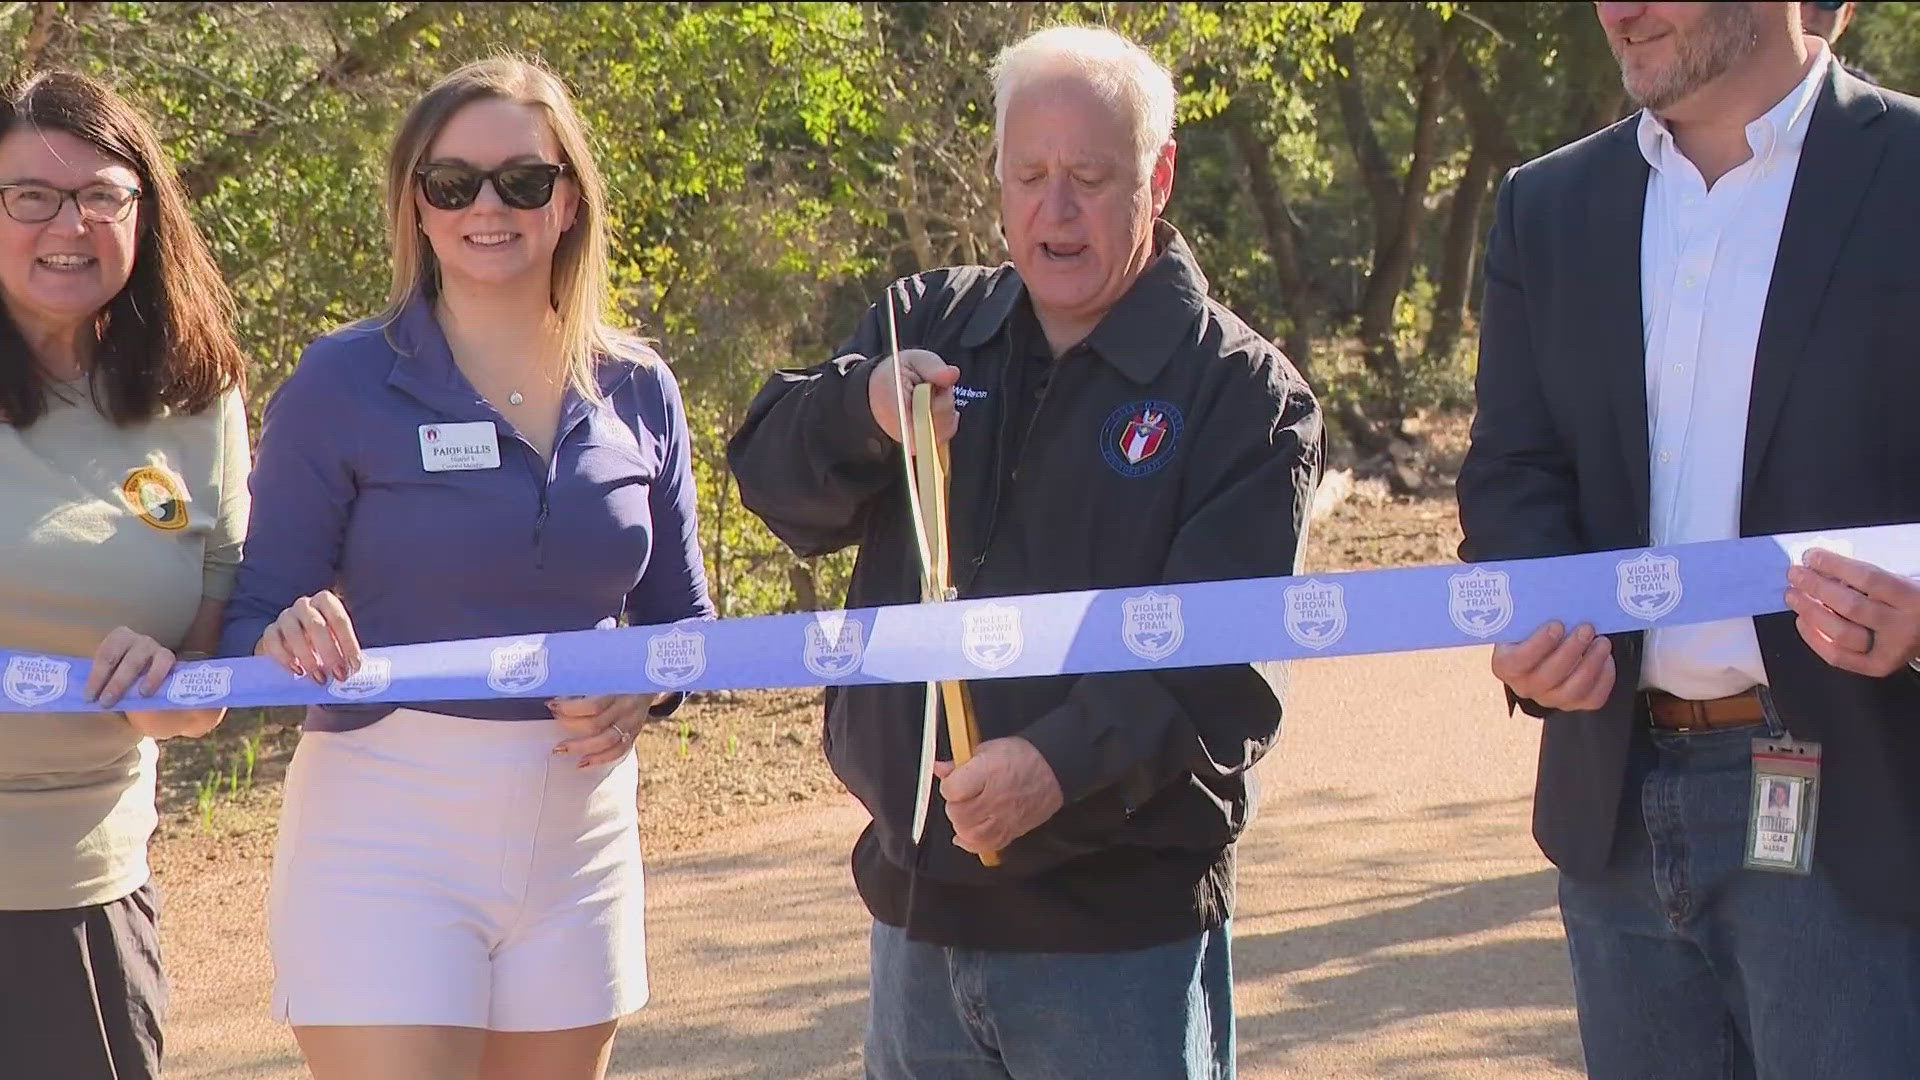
[[219, 58, 711, 1080]]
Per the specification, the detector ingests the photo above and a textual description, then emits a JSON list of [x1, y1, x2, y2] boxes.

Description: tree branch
[[178, 3, 445, 199]]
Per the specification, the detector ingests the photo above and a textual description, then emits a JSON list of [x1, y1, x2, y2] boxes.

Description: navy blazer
[[1458, 63, 1920, 922]]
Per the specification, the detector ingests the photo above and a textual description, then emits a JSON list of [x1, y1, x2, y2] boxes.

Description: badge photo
[[120, 465, 190, 531]]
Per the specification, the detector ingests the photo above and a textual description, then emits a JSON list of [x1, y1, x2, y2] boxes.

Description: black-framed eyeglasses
[[0, 182, 142, 224], [413, 162, 570, 211]]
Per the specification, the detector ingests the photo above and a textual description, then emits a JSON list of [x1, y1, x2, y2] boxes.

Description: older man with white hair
[[729, 25, 1321, 1078]]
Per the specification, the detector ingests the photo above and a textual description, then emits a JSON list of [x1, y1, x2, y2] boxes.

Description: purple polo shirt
[[218, 295, 713, 730]]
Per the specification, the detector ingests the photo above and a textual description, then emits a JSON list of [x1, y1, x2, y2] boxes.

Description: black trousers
[[0, 882, 166, 1080]]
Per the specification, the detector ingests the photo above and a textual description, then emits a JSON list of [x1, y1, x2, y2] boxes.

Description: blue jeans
[[1559, 703, 1920, 1079], [864, 920, 1234, 1079]]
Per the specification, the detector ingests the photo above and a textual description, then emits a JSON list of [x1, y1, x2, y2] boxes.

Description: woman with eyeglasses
[[0, 71, 250, 1078], [218, 57, 710, 1080]]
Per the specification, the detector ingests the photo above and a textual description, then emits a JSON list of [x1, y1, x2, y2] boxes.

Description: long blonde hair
[[381, 56, 635, 397]]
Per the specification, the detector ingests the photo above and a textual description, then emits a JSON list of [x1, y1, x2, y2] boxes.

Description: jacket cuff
[[828, 355, 892, 463], [1017, 699, 1108, 806], [1507, 685, 1554, 719]]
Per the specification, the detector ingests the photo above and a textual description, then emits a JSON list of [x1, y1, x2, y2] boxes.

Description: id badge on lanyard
[[1744, 735, 1821, 875]]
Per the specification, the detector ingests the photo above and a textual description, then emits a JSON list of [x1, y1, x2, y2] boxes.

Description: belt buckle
[[1646, 693, 1700, 734], [1682, 699, 1709, 732]]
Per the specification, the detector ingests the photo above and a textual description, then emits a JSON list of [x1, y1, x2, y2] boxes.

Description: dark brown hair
[[0, 70, 245, 427]]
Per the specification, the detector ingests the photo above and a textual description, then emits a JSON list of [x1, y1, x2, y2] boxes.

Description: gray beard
[[1620, 7, 1761, 112]]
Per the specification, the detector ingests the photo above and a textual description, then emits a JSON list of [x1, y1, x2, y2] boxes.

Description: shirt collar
[[958, 220, 1209, 385], [387, 290, 635, 394], [1635, 39, 1830, 174]]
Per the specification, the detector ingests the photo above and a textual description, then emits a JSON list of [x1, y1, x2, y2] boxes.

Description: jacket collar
[[958, 220, 1210, 385]]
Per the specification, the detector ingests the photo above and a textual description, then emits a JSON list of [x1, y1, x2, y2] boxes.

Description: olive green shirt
[[0, 380, 249, 910]]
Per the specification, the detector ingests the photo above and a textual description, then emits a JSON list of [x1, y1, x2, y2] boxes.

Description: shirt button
[[1659, 451, 1673, 464], [1673, 363, 1685, 373], [1683, 275, 1699, 288], [1682, 194, 1699, 207]]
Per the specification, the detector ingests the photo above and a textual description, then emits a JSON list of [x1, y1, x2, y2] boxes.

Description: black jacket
[[1458, 65, 1920, 922], [728, 225, 1322, 950]]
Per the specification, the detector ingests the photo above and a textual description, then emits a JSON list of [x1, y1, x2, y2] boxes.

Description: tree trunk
[[1329, 32, 1402, 259], [895, 136, 936, 271], [1336, 19, 1457, 434], [16, 1, 93, 75], [1225, 107, 1314, 378], [788, 560, 821, 613], [18, 3, 57, 74], [1424, 139, 1499, 369]]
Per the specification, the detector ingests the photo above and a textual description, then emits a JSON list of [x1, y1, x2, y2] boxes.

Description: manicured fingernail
[[553, 744, 570, 755], [290, 661, 305, 678]]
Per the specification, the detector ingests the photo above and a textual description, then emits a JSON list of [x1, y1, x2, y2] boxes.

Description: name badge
[[1744, 735, 1821, 876], [419, 422, 501, 472]]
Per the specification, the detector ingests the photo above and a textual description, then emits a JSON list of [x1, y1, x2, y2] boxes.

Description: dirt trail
[[154, 645, 1582, 1079]]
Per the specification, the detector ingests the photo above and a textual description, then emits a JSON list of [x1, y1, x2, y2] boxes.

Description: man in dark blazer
[[1459, 3, 1920, 1076]]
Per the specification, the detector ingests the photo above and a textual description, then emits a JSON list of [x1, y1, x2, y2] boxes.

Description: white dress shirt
[[1637, 44, 1830, 700]]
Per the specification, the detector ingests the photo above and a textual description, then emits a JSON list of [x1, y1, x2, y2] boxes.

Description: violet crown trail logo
[[487, 639, 550, 695], [1448, 567, 1514, 639], [1121, 591, 1185, 661], [961, 603, 1024, 671], [326, 657, 392, 701], [646, 626, 707, 688], [3, 655, 68, 707], [802, 614, 865, 681], [1616, 552, 1683, 621], [1283, 579, 1347, 650], [166, 664, 233, 707]]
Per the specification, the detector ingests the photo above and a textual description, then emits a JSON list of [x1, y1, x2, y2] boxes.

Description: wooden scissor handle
[[911, 383, 999, 868]]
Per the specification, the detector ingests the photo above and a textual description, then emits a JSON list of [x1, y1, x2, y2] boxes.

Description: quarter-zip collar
[[381, 291, 636, 450]]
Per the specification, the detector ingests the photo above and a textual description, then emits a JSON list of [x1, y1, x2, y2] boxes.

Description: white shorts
[[268, 708, 647, 1031]]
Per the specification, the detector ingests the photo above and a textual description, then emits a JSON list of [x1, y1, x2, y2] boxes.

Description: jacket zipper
[[960, 335, 1050, 595]]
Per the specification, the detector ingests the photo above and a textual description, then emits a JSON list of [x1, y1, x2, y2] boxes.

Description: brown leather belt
[[1644, 689, 1765, 732]]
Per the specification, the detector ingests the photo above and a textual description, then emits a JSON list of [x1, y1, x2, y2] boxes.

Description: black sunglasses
[[413, 162, 570, 211]]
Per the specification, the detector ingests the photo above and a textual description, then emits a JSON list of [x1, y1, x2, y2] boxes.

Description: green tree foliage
[[3, 1, 1911, 611]]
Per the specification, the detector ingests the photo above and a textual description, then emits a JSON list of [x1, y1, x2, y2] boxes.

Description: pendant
[[508, 391, 524, 406]]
